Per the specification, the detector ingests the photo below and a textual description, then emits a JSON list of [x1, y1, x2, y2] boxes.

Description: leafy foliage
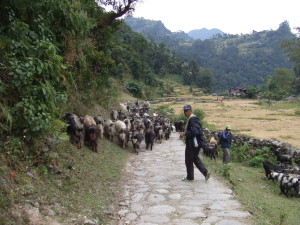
[[230, 142, 273, 167], [126, 80, 143, 97], [219, 163, 231, 179], [1, 0, 203, 141], [193, 109, 205, 122], [245, 85, 257, 99], [257, 68, 296, 100], [1, 8, 67, 137], [281, 27, 300, 94], [153, 104, 175, 119], [183, 60, 213, 92], [120, 19, 213, 91]]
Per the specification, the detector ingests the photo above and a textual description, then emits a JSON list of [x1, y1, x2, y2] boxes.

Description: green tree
[[281, 27, 300, 94], [246, 85, 257, 99], [197, 67, 213, 92], [0, 0, 142, 138], [269, 68, 295, 93]]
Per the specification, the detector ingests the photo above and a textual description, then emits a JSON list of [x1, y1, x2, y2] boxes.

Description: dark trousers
[[185, 146, 208, 180]]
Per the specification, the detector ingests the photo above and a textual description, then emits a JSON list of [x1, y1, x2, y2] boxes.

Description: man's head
[[225, 125, 231, 131], [183, 105, 192, 117]]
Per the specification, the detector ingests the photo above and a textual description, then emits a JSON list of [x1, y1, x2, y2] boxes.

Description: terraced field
[[159, 98, 300, 148]]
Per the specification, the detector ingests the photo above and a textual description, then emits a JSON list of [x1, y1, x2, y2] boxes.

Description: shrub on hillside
[[126, 80, 142, 97], [230, 143, 273, 167], [193, 108, 205, 122], [153, 104, 175, 119]]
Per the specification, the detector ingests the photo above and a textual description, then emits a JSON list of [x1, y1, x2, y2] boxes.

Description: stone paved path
[[116, 132, 252, 225]]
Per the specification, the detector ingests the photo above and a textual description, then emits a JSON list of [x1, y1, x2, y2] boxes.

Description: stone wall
[[150, 97, 215, 103], [208, 130, 300, 165]]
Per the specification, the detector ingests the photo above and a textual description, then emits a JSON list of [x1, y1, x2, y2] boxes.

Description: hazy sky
[[131, 0, 300, 34]]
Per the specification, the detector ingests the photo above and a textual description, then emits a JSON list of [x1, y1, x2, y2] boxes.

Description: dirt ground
[[170, 99, 300, 148]]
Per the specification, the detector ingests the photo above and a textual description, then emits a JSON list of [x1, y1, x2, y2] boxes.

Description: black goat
[[164, 126, 171, 140], [145, 128, 155, 150], [85, 125, 100, 152], [174, 120, 185, 132], [132, 130, 143, 155], [274, 149, 293, 165], [263, 160, 283, 180], [64, 113, 84, 149]]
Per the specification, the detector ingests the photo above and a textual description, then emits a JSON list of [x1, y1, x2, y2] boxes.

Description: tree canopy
[[0, 0, 211, 139]]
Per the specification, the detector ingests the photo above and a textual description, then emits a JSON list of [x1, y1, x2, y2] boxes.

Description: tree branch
[[96, 0, 140, 29]]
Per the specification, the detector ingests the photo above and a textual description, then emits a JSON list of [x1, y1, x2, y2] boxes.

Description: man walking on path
[[180, 105, 210, 181], [219, 125, 232, 163]]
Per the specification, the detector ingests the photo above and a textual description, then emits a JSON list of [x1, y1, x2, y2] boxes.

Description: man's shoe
[[182, 177, 193, 181], [205, 171, 211, 181]]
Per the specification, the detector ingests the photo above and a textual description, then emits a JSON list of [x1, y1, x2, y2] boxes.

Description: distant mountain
[[124, 17, 295, 91], [188, 28, 224, 40], [177, 22, 295, 90], [124, 16, 193, 49]]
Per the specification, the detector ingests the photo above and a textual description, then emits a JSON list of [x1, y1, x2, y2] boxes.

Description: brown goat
[[82, 115, 99, 152]]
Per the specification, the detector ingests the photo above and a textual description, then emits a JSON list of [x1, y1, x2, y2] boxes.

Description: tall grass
[[203, 158, 300, 225], [294, 110, 300, 116]]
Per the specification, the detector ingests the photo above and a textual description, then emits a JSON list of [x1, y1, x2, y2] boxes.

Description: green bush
[[172, 113, 186, 122], [230, 143, 251, 162], [169, 107, 205, 123], [0, 187, 11, 209], [230, 143, 273, 167], [294, 110, 300, 116], [193, 108, 205, 122], [153, 104, 175, 119], [38, 164, 48, 175], [219, 163, 231, 179], [1, 11, 67, 138], [126, 80, 142, 97], [248, 156, 265, 167]]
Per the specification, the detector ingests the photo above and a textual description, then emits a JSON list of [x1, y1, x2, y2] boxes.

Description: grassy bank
[[202, 156, 300, 225], [0, 133, 130, 225]]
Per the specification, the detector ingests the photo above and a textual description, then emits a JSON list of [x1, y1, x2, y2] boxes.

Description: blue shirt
[[220, 130, 232, 148]]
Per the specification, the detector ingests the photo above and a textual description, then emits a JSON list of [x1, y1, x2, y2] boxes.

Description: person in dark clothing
[[179, 105, 210, 181], [135, 100, 139, 107], [219, 125, 232, 163]]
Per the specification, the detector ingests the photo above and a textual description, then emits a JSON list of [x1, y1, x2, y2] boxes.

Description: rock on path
[[115, 132, 252, 225]]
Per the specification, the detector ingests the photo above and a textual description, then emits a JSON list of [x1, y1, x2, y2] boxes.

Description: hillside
[[125, 17, 295, 91], [124, 16, 193, 48], [188, 28, 224, 40]]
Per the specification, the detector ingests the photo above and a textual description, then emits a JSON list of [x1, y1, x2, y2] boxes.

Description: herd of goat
[[63, 105, 172, 155], [63, 104, 299, 198], [63, 105, 218, 157], [263, 150, 300, 198]]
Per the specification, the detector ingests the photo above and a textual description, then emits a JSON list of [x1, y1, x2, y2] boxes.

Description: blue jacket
[[185, 116, 205, 148], [220, 130, 232, 148]]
